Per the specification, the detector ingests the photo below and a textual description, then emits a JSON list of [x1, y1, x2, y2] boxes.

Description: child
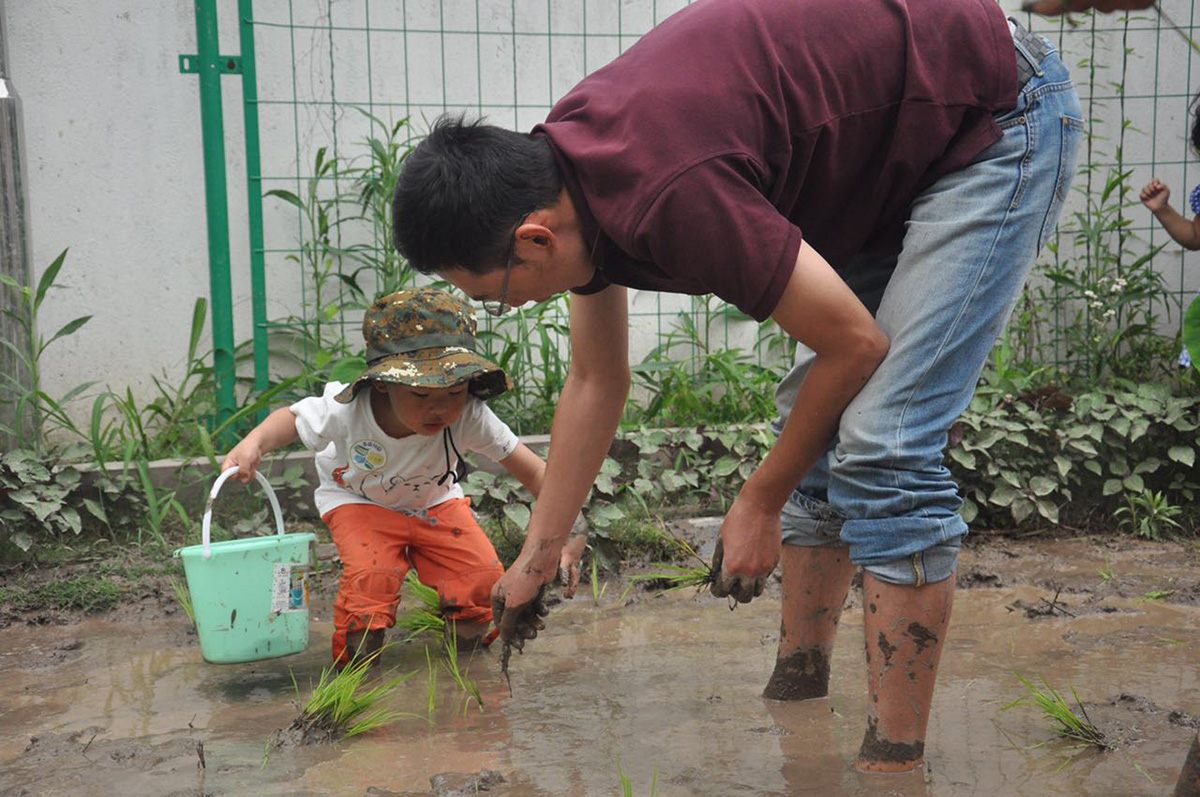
[[1140, 176, 1200, 368], [222, 287, 582, 668]]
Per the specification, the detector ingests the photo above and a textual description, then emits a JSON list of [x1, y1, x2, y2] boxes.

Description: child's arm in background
[[1142, 178, 1200, 250], [498, 443, 589, 598], [222, 407, 300, 483]]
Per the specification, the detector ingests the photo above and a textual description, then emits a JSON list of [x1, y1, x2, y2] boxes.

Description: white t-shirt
[[291, 382, 519, 516]]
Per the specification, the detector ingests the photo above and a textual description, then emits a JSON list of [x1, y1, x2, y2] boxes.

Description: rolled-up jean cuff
[[780, 489, 846, 547], [863, 540, 963, 586]]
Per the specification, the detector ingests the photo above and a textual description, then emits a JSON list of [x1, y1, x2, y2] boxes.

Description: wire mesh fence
[[233, 1, 1200, 432]]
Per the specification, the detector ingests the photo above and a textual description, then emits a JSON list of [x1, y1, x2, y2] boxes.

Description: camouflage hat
[[334, 288, 512, 404]]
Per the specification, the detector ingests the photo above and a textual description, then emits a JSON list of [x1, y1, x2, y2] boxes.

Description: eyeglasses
[[482, 215, 527, 317]]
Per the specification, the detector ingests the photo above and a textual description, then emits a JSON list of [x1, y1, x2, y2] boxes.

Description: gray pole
[[0, 0, 32, 450]]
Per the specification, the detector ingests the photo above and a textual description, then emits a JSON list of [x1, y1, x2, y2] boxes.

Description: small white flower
[[1103, 308, 1116, 319], [1084, 290, 1097, 299], [1090, 300, 1104, 310]]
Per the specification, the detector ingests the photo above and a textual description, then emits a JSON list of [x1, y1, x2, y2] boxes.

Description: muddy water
[[1, 537, 1197, 796]]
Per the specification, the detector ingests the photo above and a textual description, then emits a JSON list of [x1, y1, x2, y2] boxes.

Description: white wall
[[8, 1, 1200, 435]]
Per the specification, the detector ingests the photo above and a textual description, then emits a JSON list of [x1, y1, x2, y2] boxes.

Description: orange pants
[[323, 498, 503, 664]]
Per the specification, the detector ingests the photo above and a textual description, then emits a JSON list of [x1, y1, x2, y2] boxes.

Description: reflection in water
[[0, 538, 1197, 795]]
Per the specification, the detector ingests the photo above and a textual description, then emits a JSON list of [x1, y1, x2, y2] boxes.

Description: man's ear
[[514, 216, 556, 257]]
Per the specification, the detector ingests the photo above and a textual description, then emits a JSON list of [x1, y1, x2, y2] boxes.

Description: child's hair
[[1192, 88, 1200, 156]]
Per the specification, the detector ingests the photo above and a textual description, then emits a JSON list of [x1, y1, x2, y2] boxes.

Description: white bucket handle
[[202, 468, 286, 559]]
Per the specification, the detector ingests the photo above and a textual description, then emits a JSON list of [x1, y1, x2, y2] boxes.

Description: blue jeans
[[774, 30, 1083, 586]]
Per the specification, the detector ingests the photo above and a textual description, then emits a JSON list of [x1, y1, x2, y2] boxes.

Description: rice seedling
[[591, 556, 608, 602], [168, 575, 195, 626], [397, 571, 446, 641], [1143, 589, 1174, 600], [267, 652, 417, 749], [441, 623, 484, 715], [617, 758, 658, 796], [425, 646, 438, 719], [627, 536, 716, 594], [1004, 673, 1111, 751]]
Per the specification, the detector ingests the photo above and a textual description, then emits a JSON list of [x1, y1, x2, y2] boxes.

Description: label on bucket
[[271, 564, 309, 613]]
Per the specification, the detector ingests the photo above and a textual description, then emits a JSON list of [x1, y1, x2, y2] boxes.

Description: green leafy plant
[[949, 381, 1200, 529], [0, 449, 85, 553], [1115, 489, 1183, 540]]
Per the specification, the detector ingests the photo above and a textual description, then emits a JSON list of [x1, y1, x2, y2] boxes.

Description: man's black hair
[[393, 115, 562, 275]]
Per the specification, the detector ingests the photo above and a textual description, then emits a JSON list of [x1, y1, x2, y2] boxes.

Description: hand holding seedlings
[[709, 497, 779, 604]]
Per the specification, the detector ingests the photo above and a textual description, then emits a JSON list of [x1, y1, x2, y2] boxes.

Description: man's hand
[[709, 493, 782, 604], [1022, 0, 1154, 15], [491, 553, 555, 647], [557, 515, 589, 599], [1141, 178, 1171, 212]]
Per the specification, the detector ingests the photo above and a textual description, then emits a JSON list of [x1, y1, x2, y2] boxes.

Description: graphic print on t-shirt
[[350, 440, 387, 470]]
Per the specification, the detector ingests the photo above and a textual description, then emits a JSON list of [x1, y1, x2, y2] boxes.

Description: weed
[[1143, 589, 1174, 600], [1005, 673, 1110, 751], [0, 576, 122, 613], [1116, 490, 1183, 540]]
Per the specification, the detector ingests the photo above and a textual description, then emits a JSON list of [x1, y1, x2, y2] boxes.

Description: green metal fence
[[187, 2, 1200, 432]]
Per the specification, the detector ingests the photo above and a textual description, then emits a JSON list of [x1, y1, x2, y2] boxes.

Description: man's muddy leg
[[856, 571, 954, 773], [1176, 729, 1200, 797], [763, 544, 855, 701]]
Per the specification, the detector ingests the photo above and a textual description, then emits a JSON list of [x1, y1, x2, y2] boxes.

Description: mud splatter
[[907, 622, 937, 654], [877, 632, 898, 663], [762, 647, 831, 701]]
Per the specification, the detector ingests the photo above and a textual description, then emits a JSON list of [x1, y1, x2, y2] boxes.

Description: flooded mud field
[[1, 532, 1198, 796]]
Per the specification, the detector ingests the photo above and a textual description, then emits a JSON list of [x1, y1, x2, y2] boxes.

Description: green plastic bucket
[[174, 469, 316, 664]]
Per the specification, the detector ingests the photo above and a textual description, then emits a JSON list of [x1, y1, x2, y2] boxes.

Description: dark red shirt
[[534, 0, 1017, 321]]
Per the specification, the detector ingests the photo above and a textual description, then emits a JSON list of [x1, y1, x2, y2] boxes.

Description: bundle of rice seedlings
[[1006, 673, 1111, 750], [268, 652, 416, 749], [397, 571, 445, 641], [627, 536, 716, 594]]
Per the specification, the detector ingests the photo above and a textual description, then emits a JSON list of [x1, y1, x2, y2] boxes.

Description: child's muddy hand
[[557, 517, 589, 599], [709, 537, 768, 604]]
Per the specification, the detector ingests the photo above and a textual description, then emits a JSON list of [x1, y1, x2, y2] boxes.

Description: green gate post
[[187, 0, 238, 440], [237, 0, 270, 410]]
